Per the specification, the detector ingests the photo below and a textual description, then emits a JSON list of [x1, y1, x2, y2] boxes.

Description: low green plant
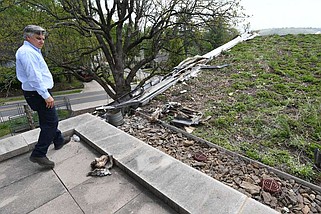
[[0, 122, 11, 137], [189, 34, 321, 182], [288, 161, 315, 180]]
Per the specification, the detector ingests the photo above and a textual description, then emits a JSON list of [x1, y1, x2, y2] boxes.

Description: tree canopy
[[0, 0, 247, 100]]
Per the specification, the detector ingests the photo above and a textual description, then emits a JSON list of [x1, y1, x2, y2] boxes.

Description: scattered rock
[[183, 140, 194, 146], [192, 162, 207, 167], [302, 205, 310, 214], [286, 191, 298, 204], [297, 194, 304, 204], [281, 207, 290, 213], [262, 191, 273, 204], [111, 113, 321, 213]]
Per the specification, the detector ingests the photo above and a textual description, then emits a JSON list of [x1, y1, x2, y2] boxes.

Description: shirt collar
[[24, 41, 42, 53]]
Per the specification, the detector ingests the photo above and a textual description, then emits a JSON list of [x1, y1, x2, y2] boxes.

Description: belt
[[23, 89, 52, 95]]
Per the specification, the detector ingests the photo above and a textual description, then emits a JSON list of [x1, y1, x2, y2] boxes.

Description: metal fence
[[0, 96, 72, 135]]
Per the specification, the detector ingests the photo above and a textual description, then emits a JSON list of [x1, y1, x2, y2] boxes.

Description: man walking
[[15, 25, 69, 169]]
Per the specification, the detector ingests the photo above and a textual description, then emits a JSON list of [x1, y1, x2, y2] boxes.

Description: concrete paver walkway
[[0, 139, 176, 214]]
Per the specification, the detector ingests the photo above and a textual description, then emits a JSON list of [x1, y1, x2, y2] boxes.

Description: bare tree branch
[[21, 0, 246, 100]]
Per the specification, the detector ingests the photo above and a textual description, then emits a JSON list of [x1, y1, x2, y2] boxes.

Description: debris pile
[[149, 102, 210, 133], [96, 33, 256, 115], [87, 154, 114, 177]]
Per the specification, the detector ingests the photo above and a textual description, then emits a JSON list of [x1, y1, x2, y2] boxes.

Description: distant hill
[[258, 27, 321, 36]]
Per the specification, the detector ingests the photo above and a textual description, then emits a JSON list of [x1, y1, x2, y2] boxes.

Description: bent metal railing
[[105, 32, 258, 113]]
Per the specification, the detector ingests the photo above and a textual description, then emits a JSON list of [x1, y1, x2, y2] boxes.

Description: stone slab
[[119, 143, 175, 173], [47, 138, 89, 164], [91, 133, 145, 160], [91, 129, 248, 213], [0, 113, 96, 163], [122, 145, 247, 214], [20, 128, 40, 148], [70, 167, 143, 214], [0, 152, 47, 189], [75, 116, 123, 144], [58, 113, 97, 133], [29, 192, 83, 214], [239, 198, 279, 214], [0, 170, 65, 214], [0, 134, 29, 162], [52, 143, 100, 189], [115, 190, 177, 214]]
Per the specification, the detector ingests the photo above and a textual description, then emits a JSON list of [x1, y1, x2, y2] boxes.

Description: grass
[[0, 122, 10, 137], [204, 34, 321, 182], [156, 34, 321, 183], [0, 109, 72, 136]]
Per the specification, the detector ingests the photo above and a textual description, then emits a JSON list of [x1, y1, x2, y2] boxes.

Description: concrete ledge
[[58, 113, 97, 133], [74, 114, 279, 214], [240, 198, 278, 214], [0, 113, 279, 213], [0, 113, 98, 162], [0, 134, 29, 162]]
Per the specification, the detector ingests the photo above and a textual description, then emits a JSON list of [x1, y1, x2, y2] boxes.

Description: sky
[[239, 0, 321, 30]]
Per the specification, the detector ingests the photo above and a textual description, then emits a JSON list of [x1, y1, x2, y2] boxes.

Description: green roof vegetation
[[169, 34, 321, 183]]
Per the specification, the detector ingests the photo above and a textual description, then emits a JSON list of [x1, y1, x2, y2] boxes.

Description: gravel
[[107, 112, 321, 214]]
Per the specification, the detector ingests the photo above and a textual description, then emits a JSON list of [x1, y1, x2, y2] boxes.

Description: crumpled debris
[[87, 154, 114, 177], [150, 102, 205, 131], [87, 168, 111, 177], [259, 178, 281, 193], [72, 134, 80, 142], [193, 151, 207, 162]]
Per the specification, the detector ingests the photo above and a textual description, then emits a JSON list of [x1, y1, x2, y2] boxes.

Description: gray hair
[[23, 25, 47, 39]]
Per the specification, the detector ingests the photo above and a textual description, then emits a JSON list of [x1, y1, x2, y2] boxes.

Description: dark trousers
[[23, 90, 64, 157]]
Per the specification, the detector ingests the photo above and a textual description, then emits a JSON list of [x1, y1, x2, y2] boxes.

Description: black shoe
[[29, 156, 55, 168], [54, 136, 71, 150]]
